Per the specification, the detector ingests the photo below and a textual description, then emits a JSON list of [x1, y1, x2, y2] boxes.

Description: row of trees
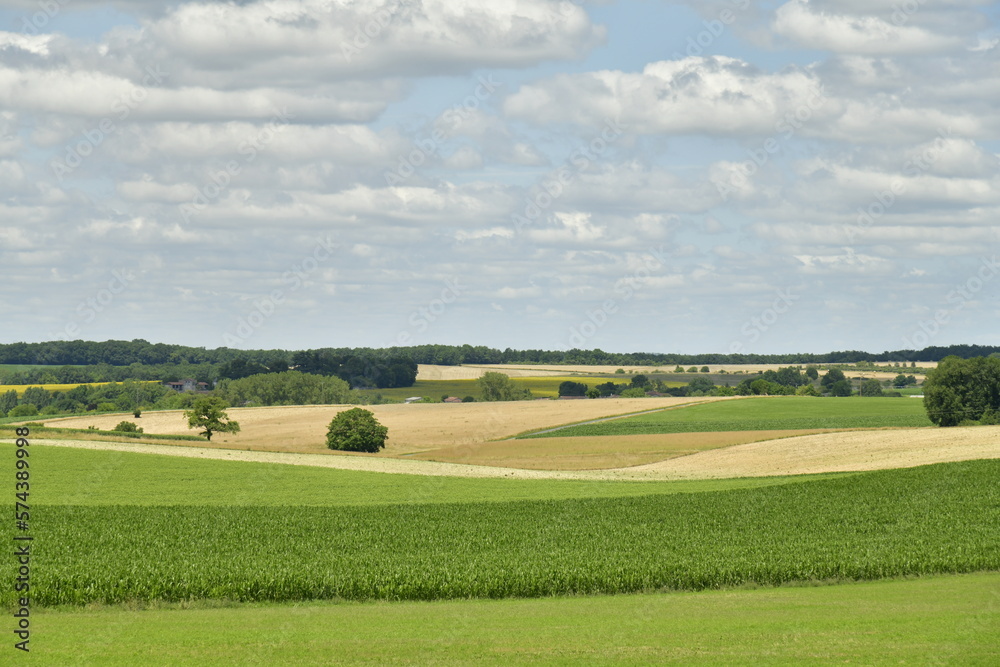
[[3, 339, 999, 369]]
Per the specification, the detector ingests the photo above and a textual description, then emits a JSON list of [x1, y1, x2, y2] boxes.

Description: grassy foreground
[[32, 573, 1000, 665], [7, 459, 998, 606], [522, 396, 933, 438]]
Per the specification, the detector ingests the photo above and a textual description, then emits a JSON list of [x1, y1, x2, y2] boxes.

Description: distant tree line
[[2, 339, 998, 369]]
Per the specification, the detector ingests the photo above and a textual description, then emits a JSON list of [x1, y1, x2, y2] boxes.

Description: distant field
[[474, 362, 938, 379], [0, 382, 110, 396], [6, 459, 998, 608], [521, 396, 933, 438], [362, 376, 651, 401]]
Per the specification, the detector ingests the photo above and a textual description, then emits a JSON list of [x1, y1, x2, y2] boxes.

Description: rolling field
[[37, 397, 722, 453], [5, 443, 851, 506], [521, 396, 933, 438], [33, 573, 1000, 665], [4, 456, 999, 607], [6, 385, 998, 664]]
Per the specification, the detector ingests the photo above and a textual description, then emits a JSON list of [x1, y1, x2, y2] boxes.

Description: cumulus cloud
[[506, 56, 827, 136], [773, 0, 971, 55]]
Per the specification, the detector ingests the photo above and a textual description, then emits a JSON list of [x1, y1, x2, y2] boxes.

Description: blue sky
[[1, 0, 998, 355]]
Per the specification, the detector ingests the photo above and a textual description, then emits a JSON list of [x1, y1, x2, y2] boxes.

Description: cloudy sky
[[2, 0, 998, 355]]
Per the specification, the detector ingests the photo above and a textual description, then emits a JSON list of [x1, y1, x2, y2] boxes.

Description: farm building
[[163, 379, 210, 392]]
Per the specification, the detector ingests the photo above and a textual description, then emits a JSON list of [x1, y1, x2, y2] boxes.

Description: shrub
[[9, 404, 38, 418], [96, 402, 118, 412], [113, 421, 143, 434]]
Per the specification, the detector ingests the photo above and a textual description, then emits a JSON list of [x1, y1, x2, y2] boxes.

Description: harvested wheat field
[[630, 425, 1000, 479], [39, 397, 726, 455], [403, 430, 837, 470]]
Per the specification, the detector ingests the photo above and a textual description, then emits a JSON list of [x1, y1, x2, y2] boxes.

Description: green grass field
[[521, 396, 933, 438], [32, 572, 1000, 665], [5, 456, 997, 607]]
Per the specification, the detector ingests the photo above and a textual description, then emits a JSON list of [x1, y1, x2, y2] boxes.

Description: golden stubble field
[[40, 397, 729, 455]]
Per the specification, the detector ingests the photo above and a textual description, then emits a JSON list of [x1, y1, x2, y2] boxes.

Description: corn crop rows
[[5, 459, 998, 607]]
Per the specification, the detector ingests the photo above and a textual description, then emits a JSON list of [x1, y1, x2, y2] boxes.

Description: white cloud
[[773, 0, 968, 55], [506, 56, 827, 136]]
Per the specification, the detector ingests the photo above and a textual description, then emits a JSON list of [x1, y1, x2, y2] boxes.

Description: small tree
[[700, 366, 710, 373], [829, 379, 853, 397], [326, 408, 388, 453], [821, 368, 846, 389], [184, 397, 240, 441]]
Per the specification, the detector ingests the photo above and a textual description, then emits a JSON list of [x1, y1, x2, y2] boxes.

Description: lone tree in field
[[184, 396, 241, 441], [326, 408, 388, 453], [923, 355, 1000, 426]]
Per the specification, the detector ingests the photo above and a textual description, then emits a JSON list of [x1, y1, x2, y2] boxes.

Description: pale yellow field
[[629, 425, 1000, 479], [0, 382, 118, 395], [404, 429, 838, 470], [39, 397, 727, 455]]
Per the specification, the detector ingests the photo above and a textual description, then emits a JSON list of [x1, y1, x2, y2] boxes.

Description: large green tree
[[923, 356, 1000, 426], [184, 397, 241, 441], [326, 408, 388, 453]]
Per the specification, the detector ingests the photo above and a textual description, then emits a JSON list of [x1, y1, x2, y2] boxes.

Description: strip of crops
[[522, 396, 933, 438], [7, 459, 998, 607]]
